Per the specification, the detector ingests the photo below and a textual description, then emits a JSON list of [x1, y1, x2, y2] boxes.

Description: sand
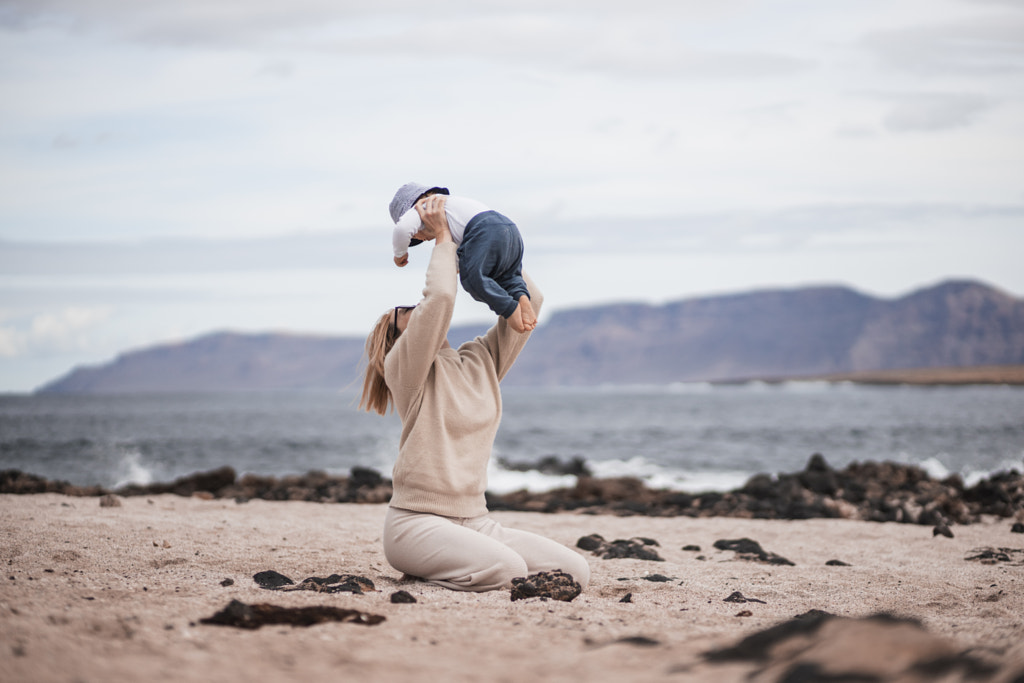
[[2, 493, 1023, 682]]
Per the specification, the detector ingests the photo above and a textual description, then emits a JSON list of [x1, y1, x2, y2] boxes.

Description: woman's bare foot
[[518, 295, 537, 331]]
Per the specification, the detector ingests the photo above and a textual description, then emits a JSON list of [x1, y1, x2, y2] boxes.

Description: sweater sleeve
[[479, 271, 544, 381], [386, 242, 458, 391]]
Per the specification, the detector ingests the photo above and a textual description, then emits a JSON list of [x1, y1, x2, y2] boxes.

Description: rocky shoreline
[[3, 454, 1022, 527]]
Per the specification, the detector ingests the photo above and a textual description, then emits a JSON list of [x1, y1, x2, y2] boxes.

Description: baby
[[388, 182, 536, 333]]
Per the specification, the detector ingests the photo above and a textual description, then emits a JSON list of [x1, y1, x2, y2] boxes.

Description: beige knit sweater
[[384, 242, 542, 518]]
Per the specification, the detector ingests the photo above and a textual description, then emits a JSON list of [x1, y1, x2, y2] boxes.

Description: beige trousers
[[383, 506, 591, 592]]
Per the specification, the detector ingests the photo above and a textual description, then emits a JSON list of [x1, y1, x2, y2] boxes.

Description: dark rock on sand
[[487, 455, 1024, 525], [576, 534, 665, 561], [253, 570, 293, 589], [7, 454, 1023, 528], [200, 599, 385, 629], [510, 571, 582, 602], [288, 575, 376, 594], [713, 538, 795, 566], [575, 534, 605, 552], [682, 545, 701, 552], [98, 494, 121, 507], [220, 578, 234, 587], [640, 574, 675, 582], [614, 636, 660, 647], [619, 593, 633, 603], [254, 571, 375, 594], [965, 547, 1024, 565], [724, 591, 766, 604], [825, 559, 850, 566], [933, 523, 954, 538], [703, 612, 1015, 682], [1012, 522, 1024, 533], [390, 590, 417, 604]]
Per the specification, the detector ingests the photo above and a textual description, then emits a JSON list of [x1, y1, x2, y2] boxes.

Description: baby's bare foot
[[519, 295, 537, 331], [508, 304, 527, 333]]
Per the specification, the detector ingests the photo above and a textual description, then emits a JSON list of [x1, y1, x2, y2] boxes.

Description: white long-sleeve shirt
[[391, 195, 491, 258]]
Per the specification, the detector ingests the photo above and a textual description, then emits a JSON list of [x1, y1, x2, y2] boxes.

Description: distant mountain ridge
[[38, 279, 1024, 393]]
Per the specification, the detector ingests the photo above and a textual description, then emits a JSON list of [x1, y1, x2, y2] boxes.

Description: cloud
[[881, 92, 994, 132], [0, 307, 110, 357], [0, 0, 810, 81], [864, 14, 1024, 76]]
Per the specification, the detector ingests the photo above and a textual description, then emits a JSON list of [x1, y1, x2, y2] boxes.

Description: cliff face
[[38, 279, 1024, 393]]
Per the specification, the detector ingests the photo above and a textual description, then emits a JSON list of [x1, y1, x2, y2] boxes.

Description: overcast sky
[[1, 0, 1022, 392]]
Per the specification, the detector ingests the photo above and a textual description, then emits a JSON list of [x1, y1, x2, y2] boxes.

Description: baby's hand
[[394, 254, 409, 267]]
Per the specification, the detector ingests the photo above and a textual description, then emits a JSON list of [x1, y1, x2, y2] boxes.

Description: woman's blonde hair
[[359, 308, 400, 415]]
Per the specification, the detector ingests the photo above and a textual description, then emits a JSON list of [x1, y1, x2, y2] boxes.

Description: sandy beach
[[2, 493, 1023, 682]]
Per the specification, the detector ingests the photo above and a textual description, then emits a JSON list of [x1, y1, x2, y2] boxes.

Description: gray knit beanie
[[389, 182, 450, 224]]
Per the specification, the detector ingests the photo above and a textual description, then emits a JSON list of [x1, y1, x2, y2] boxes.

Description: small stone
[[620, 593, 633, 603], [510, 570, 582, 602], [714, 538, 794, 566], [390, 590, 417, 604], [253, 570, 294, 589], [724, 591, 766, 604], [576, 534, 606, 551], [220, 578, 234, 587], [1011, 522, 1024, 534], [641, 574, 675, 582], [615, 636, 660, 647], [933, 524, 954, 538], [200, 599, 386, 629], [825, 559, 850, 566], [682, 545, 701, 552], [99, 494, 121, 508], [736, 610, 753, 617]]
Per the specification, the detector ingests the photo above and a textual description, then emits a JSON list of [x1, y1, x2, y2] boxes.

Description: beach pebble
[[200, 599, 385, 630], [825, 559, 851, 566], [390, 590, 417, 604], [713, 538, 794, 566], [577, 535, 665, 561], [723, 591, 766, 604], [99, 494, 121, 508], [510, 570, 581, 602], [253, 570, 294, 589], [1011, 522, 1024, 533], [933, 524, 954, 538]]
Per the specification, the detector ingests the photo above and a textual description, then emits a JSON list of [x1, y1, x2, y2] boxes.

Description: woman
[[360, 194, 590, 592]]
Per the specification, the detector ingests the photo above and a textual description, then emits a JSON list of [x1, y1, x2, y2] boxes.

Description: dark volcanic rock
[[254, 571, 375, 594], [253, 570, 293, 589], [933, 524, 954, 538], [965, 547, 1024, 565], [510, 571, 582, 602], [200, 599, 385, 629], [1011, 522, 1024, 533], [6, 455, 1023, 530], [714, 538, 795, 566], [390, 590, 417, 604], [576, 534, 664, 561], [703, 612, 1014, 682], [724, 591, 766, 604]]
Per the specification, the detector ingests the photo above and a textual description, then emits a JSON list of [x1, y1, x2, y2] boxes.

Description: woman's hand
[[416, 195, 451, 244]]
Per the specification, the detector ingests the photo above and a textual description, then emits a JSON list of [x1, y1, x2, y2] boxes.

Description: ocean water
[[1, 384, 1022, 495]]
